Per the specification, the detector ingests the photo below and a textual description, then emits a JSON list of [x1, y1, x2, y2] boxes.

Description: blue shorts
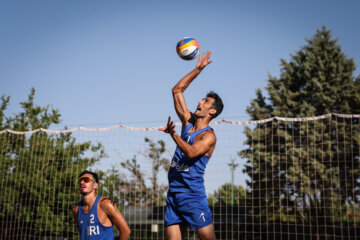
[[164, 192, 213, 230]]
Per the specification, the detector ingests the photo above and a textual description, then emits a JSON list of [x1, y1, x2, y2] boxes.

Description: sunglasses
[[78, 176, 96, 184]]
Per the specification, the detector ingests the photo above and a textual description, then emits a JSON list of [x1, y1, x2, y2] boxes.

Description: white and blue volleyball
[[176, 37, 200, 60]]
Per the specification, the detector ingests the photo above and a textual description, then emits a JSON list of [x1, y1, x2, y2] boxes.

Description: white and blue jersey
[[77, 195, 114, 240], [165, 123, 213, 230]]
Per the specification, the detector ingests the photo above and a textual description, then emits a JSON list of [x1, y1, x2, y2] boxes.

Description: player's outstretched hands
[[196, 51, 212, 71], [159, 116, 176, 136]]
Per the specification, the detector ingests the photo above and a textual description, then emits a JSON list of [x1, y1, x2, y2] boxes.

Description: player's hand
[[196, 51, 212, 71], [159, 116, 176, 136]]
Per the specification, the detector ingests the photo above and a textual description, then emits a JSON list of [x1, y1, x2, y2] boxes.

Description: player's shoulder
[[99, 196, 116, 209], [72, 205, 78, 213], [204, 125, 216, 136], [72, 201, 81, 214], [205, 128, 216, 139], [198, 127, 216, 142]]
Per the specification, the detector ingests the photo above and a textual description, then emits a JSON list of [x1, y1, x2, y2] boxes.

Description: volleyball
[[176, 37, 200, 60]]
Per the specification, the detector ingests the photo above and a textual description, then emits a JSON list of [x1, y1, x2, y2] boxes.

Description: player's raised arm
[[172, 51, 213, 125]]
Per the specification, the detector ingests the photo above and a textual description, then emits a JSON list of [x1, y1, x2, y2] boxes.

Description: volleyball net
[[0, 113, 359, 239]]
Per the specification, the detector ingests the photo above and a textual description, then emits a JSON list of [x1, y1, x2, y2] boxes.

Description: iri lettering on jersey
[[87, 214, 100, 236]]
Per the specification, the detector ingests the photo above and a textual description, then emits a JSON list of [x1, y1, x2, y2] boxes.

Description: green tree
[[119, 138, 170, 206], [144, 137, 170, 206], [239, 26, 360, 236], [208, 183, 247, 206], [120, 155, 152, 206], [0, 88, 106, 239]]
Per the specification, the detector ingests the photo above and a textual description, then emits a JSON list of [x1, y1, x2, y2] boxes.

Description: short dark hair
[[207, 91, 223, 119], [79, 170, 99, 183]]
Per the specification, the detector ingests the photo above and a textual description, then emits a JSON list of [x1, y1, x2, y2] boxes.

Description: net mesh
[[0, 113, 359, 239]]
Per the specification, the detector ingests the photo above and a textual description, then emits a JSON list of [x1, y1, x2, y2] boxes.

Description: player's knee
[[196, 225, 216, 240], [197, 233, 216, 240]]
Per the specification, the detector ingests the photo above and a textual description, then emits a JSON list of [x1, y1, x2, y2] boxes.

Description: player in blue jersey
[[159, 51, 223, 240], [72, 170, 131, 240]]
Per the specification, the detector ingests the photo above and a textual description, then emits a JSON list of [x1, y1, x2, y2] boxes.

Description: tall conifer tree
[[240, 26, 360, 237]]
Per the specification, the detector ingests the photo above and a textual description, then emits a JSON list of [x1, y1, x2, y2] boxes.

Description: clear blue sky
[[1, 0, 360, 128], [1, 0, 360, 194]]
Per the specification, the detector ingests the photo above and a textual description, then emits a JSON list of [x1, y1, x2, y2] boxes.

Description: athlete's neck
[[192, 117, 211, 132], [82, 192, 97, 208]]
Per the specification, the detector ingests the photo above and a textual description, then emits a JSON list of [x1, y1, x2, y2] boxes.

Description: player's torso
[[78, 196, 114, 240], [168, 124, 214, 193], [191, 128, 216, 157]]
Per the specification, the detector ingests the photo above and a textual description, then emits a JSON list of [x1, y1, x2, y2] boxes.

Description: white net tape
[[2, 113, 359, 134]]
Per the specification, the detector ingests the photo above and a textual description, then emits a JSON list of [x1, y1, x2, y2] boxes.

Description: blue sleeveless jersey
[[78, 195, 114, 240], [168, 123, 212, 194]]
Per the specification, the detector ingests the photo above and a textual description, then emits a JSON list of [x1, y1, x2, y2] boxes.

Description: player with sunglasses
[[72, 170, 131, 240]]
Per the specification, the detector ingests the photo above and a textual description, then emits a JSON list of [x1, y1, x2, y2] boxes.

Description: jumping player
[[159, 51, 223, 240], [72, 170, 131, 240]]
